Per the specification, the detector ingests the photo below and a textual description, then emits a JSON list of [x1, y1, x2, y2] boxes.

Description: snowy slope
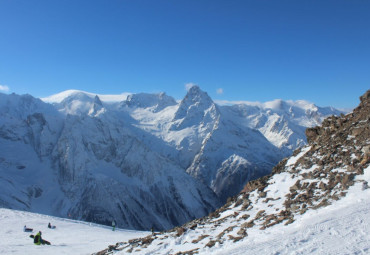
[[98, 166, 370, 255], [0, 208, 147, 255], [2, 170, 369, 255], [214, 176, 370, 255]]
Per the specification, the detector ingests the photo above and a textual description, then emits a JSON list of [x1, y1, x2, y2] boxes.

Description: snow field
[[0, 209, 148, 255]]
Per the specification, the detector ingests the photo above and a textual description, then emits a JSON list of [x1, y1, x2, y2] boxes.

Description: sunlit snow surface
[[1, 166, 369, 255], [213, 166, 370, 255], [0, 210, 148, 255]]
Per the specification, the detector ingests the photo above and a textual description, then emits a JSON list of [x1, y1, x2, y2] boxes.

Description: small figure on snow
[[24, 225, 33, 232], [362, 181, 369, 190], [112, 220, 116, 231], [48, 222, 56, 229], [32, 231, 51, 245], [151, 226, 155, 235]]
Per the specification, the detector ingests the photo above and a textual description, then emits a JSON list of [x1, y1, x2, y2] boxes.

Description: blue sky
[[0, 0, 369, 109]]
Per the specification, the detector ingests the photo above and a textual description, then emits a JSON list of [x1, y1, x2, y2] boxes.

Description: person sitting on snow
[[24, 225, 33, 232], [48, 222, 56, 229], [33, 231, 51, 245]]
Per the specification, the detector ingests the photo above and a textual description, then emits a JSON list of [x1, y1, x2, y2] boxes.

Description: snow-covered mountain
[[0, 86, 343, 231], [98, 90, 370, 255]]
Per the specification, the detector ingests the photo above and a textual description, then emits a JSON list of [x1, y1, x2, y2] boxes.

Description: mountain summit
[[172, 85, 219, 130]]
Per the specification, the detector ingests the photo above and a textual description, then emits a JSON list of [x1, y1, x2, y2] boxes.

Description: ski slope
[[0, 209, 147, 255], [1, 166, 369, 255]]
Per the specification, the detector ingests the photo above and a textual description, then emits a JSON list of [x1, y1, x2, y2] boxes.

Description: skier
[[33, 231, 51, 245], [112, 220, 116, 231], [24, 225, 33, 232]]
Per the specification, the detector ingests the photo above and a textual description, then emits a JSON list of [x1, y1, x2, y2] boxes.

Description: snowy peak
[[89, 95, 105, 116], [174, 85, 215, 119], [172, 86, 219, 130], [93, 95, 103, 106], [0, 93, 57, 119], [45, 91, 107, 116], [57, 91, 96, 115], [41, 89, 130, 104], [222, 99, 345, 153]]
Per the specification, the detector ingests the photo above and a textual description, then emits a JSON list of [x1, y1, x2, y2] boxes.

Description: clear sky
[[0, 0, 369, 109]]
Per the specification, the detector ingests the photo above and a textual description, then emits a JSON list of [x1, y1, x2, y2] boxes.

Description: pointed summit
[[89, 95, 105, 116], [174, 86, 215, 120], [93, 95, 103, 106], [171, 86, 219, 130]]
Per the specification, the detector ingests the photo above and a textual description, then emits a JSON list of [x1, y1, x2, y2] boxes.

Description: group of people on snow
[[25, 219, 119, 246], [24, 222, 55, 245]]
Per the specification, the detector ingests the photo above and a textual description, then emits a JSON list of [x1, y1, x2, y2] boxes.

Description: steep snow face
[[185, 117, 282, 202], [0, 93, 66, 216], [53, 110, 219, 230]]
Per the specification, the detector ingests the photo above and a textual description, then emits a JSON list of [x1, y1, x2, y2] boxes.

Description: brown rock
[[205, 240, 217, 248], [176, 227, 186, 237], [192, 235, 209, 244]]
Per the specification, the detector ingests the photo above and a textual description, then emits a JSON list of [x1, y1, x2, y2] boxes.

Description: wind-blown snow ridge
[[41, 89, 131, 103]]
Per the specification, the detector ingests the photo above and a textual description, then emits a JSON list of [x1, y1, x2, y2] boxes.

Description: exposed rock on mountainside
[[99, 90, 369, 254], [124, 92, 177, 112]]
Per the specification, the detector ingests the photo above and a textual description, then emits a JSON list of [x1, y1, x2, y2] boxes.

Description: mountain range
[[0, 86, 343, 230], [96, 89, 370, 254]]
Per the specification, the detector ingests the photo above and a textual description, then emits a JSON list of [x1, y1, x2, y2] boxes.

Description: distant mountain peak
[[93, 95, 103, 106], [184, 85, 213, 105], [42, 90, 130, 104], [124, 92, 177, 112], [172, 86, 217, 127]]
